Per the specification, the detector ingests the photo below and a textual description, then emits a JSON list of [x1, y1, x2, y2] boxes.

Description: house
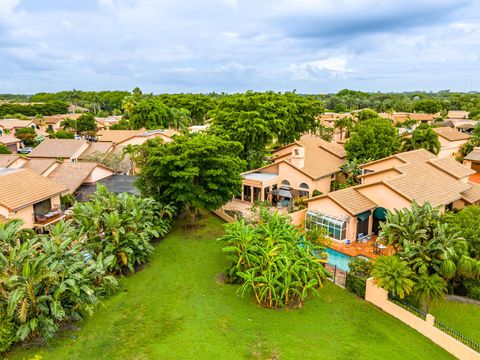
[[34, 114, 82, 133], [78, 141, 115, 161], [95, 116, 122, 130], [0, 118, 36, 136], [463, 148, 480, 184], [0, 134, 22, 153], [317, 113, 350, 142], [28, 139, 90, 161], [305, 149, 480, 243], [237, 134, 346, 206], [433, 127, 470, 158], [0, 168, 67, 228], [0, 154, 28, 168], [96, 129, 179, 146]]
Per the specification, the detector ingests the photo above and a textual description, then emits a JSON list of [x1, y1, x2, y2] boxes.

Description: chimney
[[291, 146, 305, 168]]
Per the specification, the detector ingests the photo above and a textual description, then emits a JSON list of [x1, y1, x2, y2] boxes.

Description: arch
[[299, 182, 309, 189], [281, 180, 290, 186]]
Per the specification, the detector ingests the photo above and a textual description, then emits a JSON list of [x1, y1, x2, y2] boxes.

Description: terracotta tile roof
[[461, 183, 480, 204], [78, 142, 114, 160], [0, 154, 20, 167], [385, 162, 470, 206], [361, 149, 436, 169], [47, 162, 112, 193], [433, 127, 471, 142], [428, 157, 475, 179], [280, 134, 346, 179], [408, 113, 436, 121], [36, 114, 82, 125], [0, 135, 21, 145], [464, 148, 480, 162], [22, 159, 58, 175], [97, 130, 145, 144], [0, 119, 34, 129], [0, 168, 67, 211], [328, 188, 377, 215], [447, 110, 469, 119], [29, 139, 88, 159]]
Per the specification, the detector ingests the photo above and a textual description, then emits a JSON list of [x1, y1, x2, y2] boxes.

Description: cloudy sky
[[0, 0, 479, 94]]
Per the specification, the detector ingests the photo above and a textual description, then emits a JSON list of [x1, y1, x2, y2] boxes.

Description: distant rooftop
[[243, 172, 279, 181]]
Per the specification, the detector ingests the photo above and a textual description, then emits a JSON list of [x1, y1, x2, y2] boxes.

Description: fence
[[365, 278, 480, 360], [325, 264, 347, 287]]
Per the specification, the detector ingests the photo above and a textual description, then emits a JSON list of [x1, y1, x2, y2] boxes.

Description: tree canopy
[[344, 117, 400, 162], [400, 124, 441, 154], [129, 98, 171, 130], [76, 113, 97, 134], [208, 91, 324, 169], [137, 133, 246, 223]]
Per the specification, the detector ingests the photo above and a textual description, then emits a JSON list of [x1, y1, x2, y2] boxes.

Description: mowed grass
[[430, 300, 480, 345], [8, 213, 453, 360]]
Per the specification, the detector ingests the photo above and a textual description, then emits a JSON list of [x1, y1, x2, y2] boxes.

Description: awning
[[270, 188, 293, 198], [357, 210, 371, 222], [373, 207, 387, 221]]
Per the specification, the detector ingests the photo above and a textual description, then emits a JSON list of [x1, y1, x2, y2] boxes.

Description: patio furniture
[[378, 244, 387, 255]]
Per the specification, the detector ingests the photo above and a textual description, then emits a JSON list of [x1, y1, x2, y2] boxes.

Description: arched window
[[281, 180, 290, 187], [299, 183, 309, 198]]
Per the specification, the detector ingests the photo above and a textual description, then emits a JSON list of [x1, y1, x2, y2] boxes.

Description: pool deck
[[328, 237, 394, 259]]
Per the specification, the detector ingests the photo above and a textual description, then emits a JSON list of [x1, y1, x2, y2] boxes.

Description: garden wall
[[287, 208, 307, 227], [365, 278, 480, 360]]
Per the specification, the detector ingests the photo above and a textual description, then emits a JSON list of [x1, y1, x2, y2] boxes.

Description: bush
[[312, 189, 323, 197], [345, 273, 367, 298], [54, 130, 75, 139], [0, 144, 11, 154], [0, 318, 17, 353], [464, 279, 480, 301]]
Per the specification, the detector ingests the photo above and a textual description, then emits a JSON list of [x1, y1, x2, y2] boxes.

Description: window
[[264, 186, 270, 202], [445, 202, 454, 211], [305, 210, 347, 241], [299, 183, 309, 198], [281, 180, 290, 187]]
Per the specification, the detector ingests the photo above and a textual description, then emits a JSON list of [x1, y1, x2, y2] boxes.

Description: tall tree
[[344, 118, 400, 162], [400, 124, 441, 154], [371, 256, 415, 299], [76, 113, 97, 134], [129, 98, 171, 130], [137, 133, 246, 224]]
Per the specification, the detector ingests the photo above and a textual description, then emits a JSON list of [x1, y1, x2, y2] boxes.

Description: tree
[[340, 159, 362, 186], [0, 144, 11, 154], [356, 108, 378, 122], [129, 98, 171, 130], [137, 133, 246, 224], [208, 91, 324, 169], [413, 99, 443, 114], [15, 127, 36, 146], [169, 108, 191, 131], [76, 113, 97, 134], [443, 205, 480, 259], [413, 273, 447, 313], [334, 116, 354, 140], [121, 144, 141, 175], [344, 118, 400, 162], [68, 89, 81, 113], [218, 209, 328, 308], [54, 130, 75, 139], [61, 118, 77, 132], [371, 256, 415, 299], [121, 87, 143, 115], [84, 151, 130, 172], [400, 125, 441, 155]]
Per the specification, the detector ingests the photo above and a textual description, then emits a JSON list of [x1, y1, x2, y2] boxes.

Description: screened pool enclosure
[[305, 210, 347, 241]]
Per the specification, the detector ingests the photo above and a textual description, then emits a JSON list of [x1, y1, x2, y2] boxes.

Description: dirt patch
[[215, 272, 227, 285]]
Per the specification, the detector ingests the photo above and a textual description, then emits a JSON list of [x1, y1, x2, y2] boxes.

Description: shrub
[[345, 273, 367, 298], [312, 189, 322, 197], [218, 209, 329, 308], [0, 318, 17, 353], [464, 280, 480, 301], [0, 144, 11, 154], [54, 130, 75, 139]]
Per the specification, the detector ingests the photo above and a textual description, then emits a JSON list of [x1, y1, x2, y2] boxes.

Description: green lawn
[[8, 213, 452, 360], [430, 300, 480, 345]]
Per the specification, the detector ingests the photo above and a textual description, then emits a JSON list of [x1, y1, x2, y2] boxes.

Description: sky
[[0, 0, 479, 94]]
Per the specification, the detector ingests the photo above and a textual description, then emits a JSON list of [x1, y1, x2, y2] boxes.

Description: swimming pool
[[325, 248, 352, 272]]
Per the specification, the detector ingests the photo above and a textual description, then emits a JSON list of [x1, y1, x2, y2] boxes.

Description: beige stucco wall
[[361, 169, 402, 185], [362, 157, 404, 173], [85, 166, 114, 183], [357, 183, 411, 211], [272, 144, 297, 160], [365, 278, 480, 360], [7, 157, 28, 169], [10, 205, 36, 228], [437, 138, 467, 158], [287, 208, 307, 227]]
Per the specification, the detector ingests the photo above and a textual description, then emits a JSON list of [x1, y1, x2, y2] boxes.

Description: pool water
[[325, 248, 352, 272]]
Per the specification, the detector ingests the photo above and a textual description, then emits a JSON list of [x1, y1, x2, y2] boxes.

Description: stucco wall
[[287, 208, 307, 227], [365, 278, 480, 360], [437, 139, 467, 158], [10, 205, 35, 228], [85, 166, 114, 183], [357, 183, 411, 211]]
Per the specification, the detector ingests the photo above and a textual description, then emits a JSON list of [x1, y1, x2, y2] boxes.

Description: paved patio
[[327, 236, 394, 259]]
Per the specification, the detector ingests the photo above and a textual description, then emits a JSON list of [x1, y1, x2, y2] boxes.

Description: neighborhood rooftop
[[28, 139, 88, 159]]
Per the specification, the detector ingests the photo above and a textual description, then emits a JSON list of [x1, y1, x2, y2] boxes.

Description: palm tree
[[169, 108, 191, 131], [69, 89, 81, 113], [340, 159, 362, 185], [400, 125, 441, 155], [371, 256, 415, 299], [61, 118, 77, 132], [121, 144, 140, 175], [334, 117, 354, 140], [413, 273, 447, 313]]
